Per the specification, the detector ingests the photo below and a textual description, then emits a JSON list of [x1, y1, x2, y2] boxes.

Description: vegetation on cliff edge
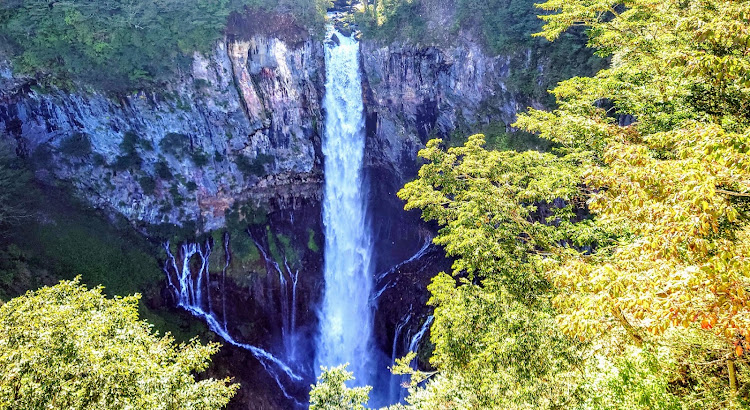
[[356, 0, 607, 103], [0, 0, 330, 91]]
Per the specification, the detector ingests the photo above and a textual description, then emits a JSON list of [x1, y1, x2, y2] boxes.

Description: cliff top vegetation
[[0, 0, 330, 91], [355, 0, 606, 103]]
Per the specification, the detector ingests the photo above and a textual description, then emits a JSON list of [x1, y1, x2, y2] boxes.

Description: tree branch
[[716, 188, 750, 198]]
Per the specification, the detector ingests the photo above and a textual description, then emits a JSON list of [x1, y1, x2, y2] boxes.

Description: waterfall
[[163, 240, 303, 404], [221, 232, 230, 332], [389, 311, 412, 401], [398, 315, 435, 401], [251, 233, 300, 363], [316, 27, 375, 383], [408, 316, 434, 358]]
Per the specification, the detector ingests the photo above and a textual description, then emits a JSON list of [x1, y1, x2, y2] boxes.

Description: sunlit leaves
[[309, 365, 371, 410], [0, 278, 238, 409], [395, 0, 750, 406], [399, 135, 584, 284], [397, 135, 602, 407], [516, 0, 750, 347]]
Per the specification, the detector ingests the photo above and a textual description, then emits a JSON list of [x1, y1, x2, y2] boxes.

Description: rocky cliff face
[[358, 34, 531, 394], [0, 21, 526, 238], [359, 38, 525, 261], [0, 32, 324, 233], [0, 23, 330, 408], [360, 36, 526, 276], [361, 36, 523, 182]]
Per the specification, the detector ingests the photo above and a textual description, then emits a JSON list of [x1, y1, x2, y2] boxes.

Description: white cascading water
[[389, 311, 412, 400], [251, 235, 301, 363], [163, 239, 303, 404], [316, 27, 375, 383]]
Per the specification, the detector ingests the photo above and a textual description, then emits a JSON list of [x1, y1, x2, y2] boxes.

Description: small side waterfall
[[373, 236, 432, 302], [408, 316, 434, 359], [389, 311, 412, 401], [251, 233, 301, 364], [399, 315, 434, 401], [163, 239, 303, 404], [316, 27, 375, 383]]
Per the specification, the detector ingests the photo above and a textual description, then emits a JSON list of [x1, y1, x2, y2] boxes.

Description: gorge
[[2, 2, 745, 409], [0, 2, 597, 408]]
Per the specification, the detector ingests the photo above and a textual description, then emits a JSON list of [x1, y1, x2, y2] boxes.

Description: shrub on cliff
[[0, 278, 238, 409], [58, 133, 93, 158], [0, 141, 33, 234]]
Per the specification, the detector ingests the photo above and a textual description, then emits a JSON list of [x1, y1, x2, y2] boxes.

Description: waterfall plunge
[[316, 28, 375, 383], [163, 239, 304, 406]]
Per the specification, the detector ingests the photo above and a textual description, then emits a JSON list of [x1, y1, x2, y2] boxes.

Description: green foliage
[[191, 150, 210, 167], [19, 205, 162, 299], [276, 232, 299, 266], [309, 364, 371, 410], [0, 177, 160, 299], [0, 0, 328, 91], [224, 202, 266, 268], [170, 184, 185, 207], [58, 133, 93, 158], [0, 278, 238, 408], [0, 244, 25, 290], [447, 122, 552, 152], [519, 0, 750, 347], [234, 0, 331, 32], [266, 227, 283, 266], [160, 133, 190, 157], [0, 141, 34, 233], [357, 0, 605, 102], [582, 346, 682, 410], [155, 159, 174, 180], [225, 201, 267, 229], [398, 134, 606, 407], [307, 228, 319, 252], [394, 0, 750, 408], [139, 175, 157, 194], [113, 131, 149, 171], [235, 153, 274, 177], [356, 0, 426, 42]]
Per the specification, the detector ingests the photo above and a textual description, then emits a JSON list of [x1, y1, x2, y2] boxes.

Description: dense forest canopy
[[0, 0, 330, 90], [0, 279, 237, 408]]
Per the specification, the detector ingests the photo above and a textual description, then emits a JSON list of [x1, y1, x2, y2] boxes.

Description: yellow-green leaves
[[398, 135, 601, 407], [0, 278, 238, 409], [516, 0, 750, 347], [397, 0, 750, 407], [309, 365, 371, 410]]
